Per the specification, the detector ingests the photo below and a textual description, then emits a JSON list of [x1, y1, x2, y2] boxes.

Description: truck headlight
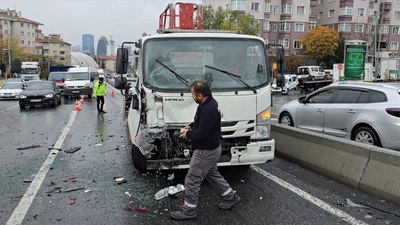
[[255, 108, 271, 139], [45, 94, 53, 98]]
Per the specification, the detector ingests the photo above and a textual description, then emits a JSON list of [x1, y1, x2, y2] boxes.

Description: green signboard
[[344, 45, 366, 79]]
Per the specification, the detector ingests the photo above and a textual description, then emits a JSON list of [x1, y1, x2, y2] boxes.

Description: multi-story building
[[203, 0, 400, 73], [82, 34, 95, 56], [97, 36, 109, 55], [38, 34, 71, 65], [0, 9, 43, 54]]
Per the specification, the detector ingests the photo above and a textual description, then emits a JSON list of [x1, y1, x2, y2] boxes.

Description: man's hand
[[179, 128, 189, 140]]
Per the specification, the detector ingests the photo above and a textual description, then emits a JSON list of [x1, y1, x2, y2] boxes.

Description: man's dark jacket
[[187, 96, 221, 150]]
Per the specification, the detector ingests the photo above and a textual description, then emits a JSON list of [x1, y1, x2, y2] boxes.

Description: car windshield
[[49, 73, 66, 80], [3, 82, 22, 89], [65, 72, 89, 81], [26, 82, 53, 90], [143, 37, 269, 91]]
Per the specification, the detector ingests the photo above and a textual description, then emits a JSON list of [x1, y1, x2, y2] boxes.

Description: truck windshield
[[21, 68, 39, 74], [65, 72, 89, 81], [143, 37, 269, 91]]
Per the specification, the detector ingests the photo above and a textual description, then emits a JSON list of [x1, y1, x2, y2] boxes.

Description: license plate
[[30, 99, 42, 102], [72, 91, 80, 93]]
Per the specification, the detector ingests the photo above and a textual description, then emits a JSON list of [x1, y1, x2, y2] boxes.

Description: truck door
[[127, 81, 142, 144]]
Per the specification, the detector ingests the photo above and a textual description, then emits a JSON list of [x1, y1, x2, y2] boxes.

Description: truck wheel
[[352, 126, 381, 147], [131, 144, 147, 172], [279, 112, 294, 126]]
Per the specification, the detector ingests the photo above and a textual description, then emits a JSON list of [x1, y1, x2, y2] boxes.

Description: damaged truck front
[[116, 32, 284, 172]]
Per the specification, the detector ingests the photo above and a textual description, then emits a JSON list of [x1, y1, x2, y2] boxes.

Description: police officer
[[93, 77, 107, 113]]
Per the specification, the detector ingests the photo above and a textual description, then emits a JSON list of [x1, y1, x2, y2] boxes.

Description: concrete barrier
[[271, 123, 400, 203]]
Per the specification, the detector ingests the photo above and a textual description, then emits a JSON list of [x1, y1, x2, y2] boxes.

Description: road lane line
[[0, 105, 18, 114], [251, 165, 369, 225], [6, 110, 78, 225]]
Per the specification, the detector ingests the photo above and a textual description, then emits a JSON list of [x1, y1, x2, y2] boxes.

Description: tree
[[11, 57, 22, 74], [203, 7, 259, 35], [300, 26, 339, 61]]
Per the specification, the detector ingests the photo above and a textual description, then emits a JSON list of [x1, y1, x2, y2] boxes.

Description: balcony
[[381, 2, 392, 12]]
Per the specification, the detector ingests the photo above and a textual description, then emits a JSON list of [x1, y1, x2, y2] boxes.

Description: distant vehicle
[[48, 72, 67, 92], [19, 81, 61, 109], [0, 80, 24, 100], [272, 74, 299, 95], [20, 62, 40, 81], [64, 67, 99, 98], [278, 82, 400, 150], [297, 66, 325, 81], [98, 69, 105, 79]]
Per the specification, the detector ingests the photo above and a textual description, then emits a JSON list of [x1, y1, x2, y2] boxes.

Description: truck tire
[[131, 144, 147, 172]]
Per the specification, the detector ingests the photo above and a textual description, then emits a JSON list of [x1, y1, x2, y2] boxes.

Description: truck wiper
[[205, 65, 257, 93], [155, 59, 189, 87]]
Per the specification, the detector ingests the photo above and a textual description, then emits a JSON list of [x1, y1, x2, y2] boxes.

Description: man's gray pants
[[183, 145, 235, 214]]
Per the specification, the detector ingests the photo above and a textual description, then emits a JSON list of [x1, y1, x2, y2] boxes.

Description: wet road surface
[[0, 85, 399, 225]]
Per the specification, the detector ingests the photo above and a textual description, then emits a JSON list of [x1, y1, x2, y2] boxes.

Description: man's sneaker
[[219, 194, 241, 210], [101, 110, 107, 113], [170, 210, 197, 220]]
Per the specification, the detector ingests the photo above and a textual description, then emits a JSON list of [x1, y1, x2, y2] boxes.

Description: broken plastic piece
[[125, 191, 132, 197], [167, 173, 174, 181], [65, 147, 81, 154], [114, 177, 126, 184], [155, 184, 185, 200]]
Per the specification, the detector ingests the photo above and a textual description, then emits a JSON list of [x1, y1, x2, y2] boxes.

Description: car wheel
[[131, 144, 147, 172], [19, 104, 26, 110], [352, 126, 381, 147], [279, 112, 294, 126]]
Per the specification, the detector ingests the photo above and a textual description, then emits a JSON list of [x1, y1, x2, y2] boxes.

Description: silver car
[[278, 82, 400, 150]]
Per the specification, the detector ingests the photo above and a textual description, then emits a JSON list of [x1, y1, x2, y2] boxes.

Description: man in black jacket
[[171, 80, 240, 220]]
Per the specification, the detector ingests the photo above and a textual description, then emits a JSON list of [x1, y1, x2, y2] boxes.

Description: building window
[[379, 42, 387, 49], [395, 11, 400, 20], [327, 24, 334, 29], [231, 0, 245, 10], [20, 22, 23, 27], [281, 4, 292, 14], [20, 31, 24, 36], [279, 21, 291, 31], [53, 50, 57, 55], [293, 40, 303, 49], [355, 24, 364, 33], [379, 25, 389, 34], [318, 12, 323, 19], [60, 51, 65, 55], [308, 22, 316, 30], [357, 8, 364, 16], [295, 23, 304, 32], [263, 21, 270, 31], [296, 6, 305, 15], [270, 40, 277, 48], [265, 2, 271, 12], [251, 2, 260, 11], [339, 6, 352, 16], [338, 23, 351, 32], [319, 0, 324, 3], [279, 39, 289, 48], [272, 23, 278, 31], [273, 6, 280, 14], [393, 26, 400, 35], [328, 9, 335, 18], [391, 42, 399, 50], [21, 40, 24, 45]]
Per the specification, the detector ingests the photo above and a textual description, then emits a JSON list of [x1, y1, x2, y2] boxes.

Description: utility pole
[[374, 4, 384, 81]]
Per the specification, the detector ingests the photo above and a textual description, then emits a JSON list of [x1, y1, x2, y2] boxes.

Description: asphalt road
[[0, 85, 399, 225]]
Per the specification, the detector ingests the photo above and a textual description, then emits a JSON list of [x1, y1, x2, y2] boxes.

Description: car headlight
[[255, 108, 271, 139], [45, 94, 53, 98], [20, 95, 27, 99]]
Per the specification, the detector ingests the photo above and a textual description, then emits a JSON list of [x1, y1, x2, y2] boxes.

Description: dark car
[[19, 81, 62, 109], [48, 71, 67, 93]]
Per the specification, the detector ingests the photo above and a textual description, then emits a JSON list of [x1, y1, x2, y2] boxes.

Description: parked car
[[278, 82, 400, 150], [272, 74, 299, 95], [19, 81, 62, 109], [0, 79, 24, 100], [48, 71, 67, 93], [297, 66, 325, 81]]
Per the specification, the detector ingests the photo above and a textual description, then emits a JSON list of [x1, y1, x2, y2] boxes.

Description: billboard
[[344, 45, 367, 79]]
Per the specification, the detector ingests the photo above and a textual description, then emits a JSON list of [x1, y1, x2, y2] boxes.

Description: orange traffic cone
[[73, 100, 81, 111], [111, 90, 115, 97], [80, 95, 85, 104]]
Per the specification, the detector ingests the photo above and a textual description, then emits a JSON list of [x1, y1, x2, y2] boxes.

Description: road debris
[[167, 173, 174, 181], [16, 194, 23, 198], [125, 191, 132, 197], [95, 143, 104, 147], [346, 198, 368, 208], [64, 147, 81, 154], [23, 180, 32, 183], [17, 145, 41, 150], [155, 184, 185, 200], [123, 207, 147, 213], [114, 177, 127, 185], [70, 197, 76, 205], [84, 190, 92, 193], [63, 187, 84, 193]]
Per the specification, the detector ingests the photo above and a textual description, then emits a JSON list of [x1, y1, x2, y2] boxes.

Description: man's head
[[99, 77, 104, 83], [189, 80, 211, 104]]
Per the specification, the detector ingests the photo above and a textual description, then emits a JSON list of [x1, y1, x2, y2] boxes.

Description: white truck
[[116, 3, 283, 172], [20, 62, 40, 81]]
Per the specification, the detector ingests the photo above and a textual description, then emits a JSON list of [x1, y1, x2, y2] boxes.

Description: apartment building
[[203, 0, 400, 71], [0, 9, 43, 54], [38, 34, 71, 65]]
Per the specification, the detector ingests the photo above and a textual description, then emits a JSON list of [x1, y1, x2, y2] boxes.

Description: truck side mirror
[[131, 94, 139, 110], [116, 48, 129, 75]]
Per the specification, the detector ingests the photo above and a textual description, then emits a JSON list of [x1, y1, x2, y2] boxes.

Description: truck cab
[[21, 62, 40, 81]]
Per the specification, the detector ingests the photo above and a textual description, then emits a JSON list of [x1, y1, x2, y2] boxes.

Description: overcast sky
[[1, 0, 202, 48]]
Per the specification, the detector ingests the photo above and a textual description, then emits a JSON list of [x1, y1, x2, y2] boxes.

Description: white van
[[297, 66, 325, 81], [64, 67, 99, 98]]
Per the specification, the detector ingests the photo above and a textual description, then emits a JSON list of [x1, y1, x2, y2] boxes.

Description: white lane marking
[[6, 110, 78, 225], [0, 105, 18, 114], [251, 165, 369, 225]]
